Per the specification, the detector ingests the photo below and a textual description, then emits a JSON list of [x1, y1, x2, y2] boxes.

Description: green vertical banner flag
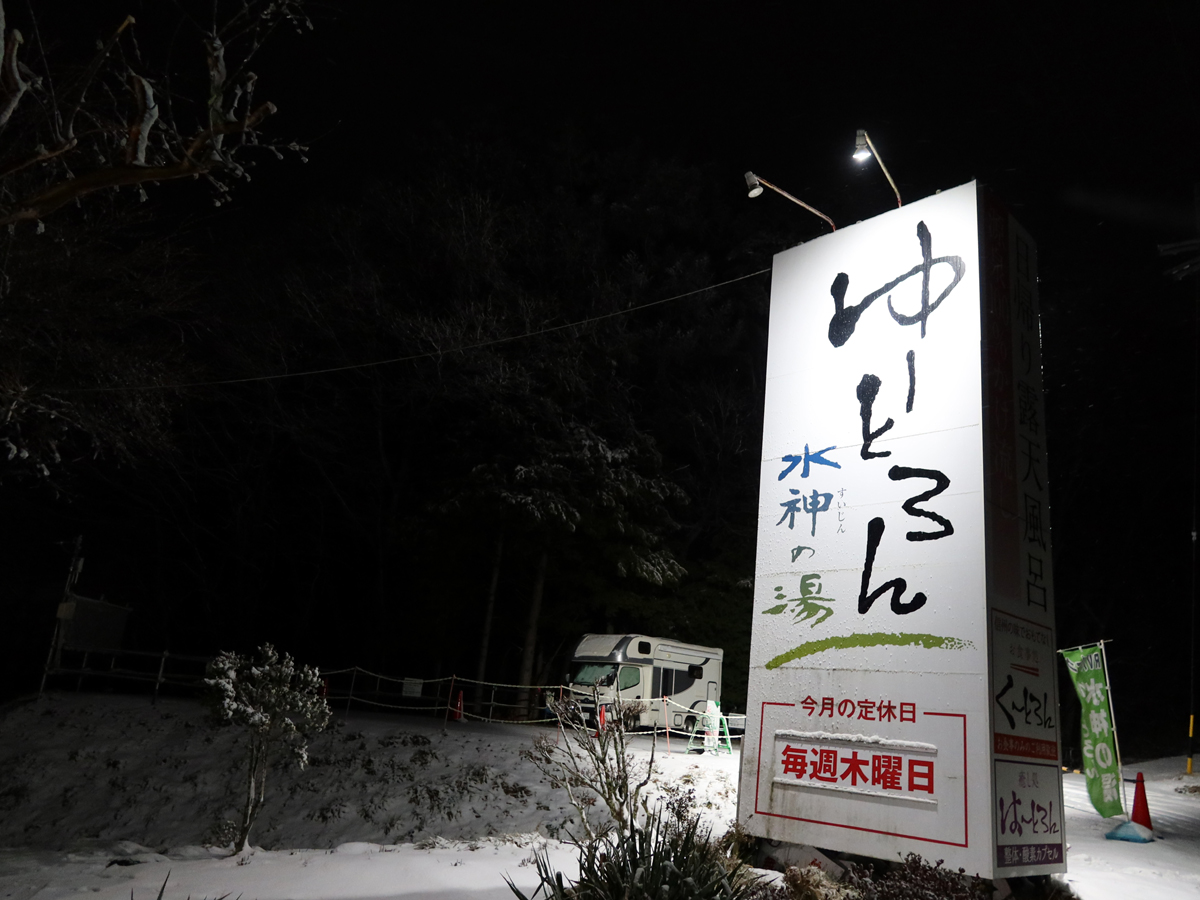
[[1062, 645, 1123, 818]]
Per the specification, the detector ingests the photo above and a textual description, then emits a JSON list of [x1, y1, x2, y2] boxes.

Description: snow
[[1059, 757, 1200, 900], [773, 730, 938, 752], [0, 693, 1197, 900]]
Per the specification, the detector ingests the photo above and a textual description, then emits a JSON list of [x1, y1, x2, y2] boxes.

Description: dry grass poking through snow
[[0, 693, 603, 850]]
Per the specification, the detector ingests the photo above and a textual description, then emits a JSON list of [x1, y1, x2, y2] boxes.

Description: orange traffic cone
[[1131, 772, 1153, 831], [593, 704, 606, 738]]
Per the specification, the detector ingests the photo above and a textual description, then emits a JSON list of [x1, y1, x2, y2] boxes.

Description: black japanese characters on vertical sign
[[857, 374, 894, 460], [1015, 282, 1034, 332], [858, 518, 927, 616], [1017, 382, 1040, 435], [831, 220, 968, 620], [888, 466, 954, 541], [1020, 436, 1044, 492], [1026, 555, 1047, 610], [1010, 231, 1052, 614], [906, 350, 916, 413], [827, 222, 966, 348], [1023, 495, 1046, 549]]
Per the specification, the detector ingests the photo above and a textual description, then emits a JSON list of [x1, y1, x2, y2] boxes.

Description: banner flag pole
[[1060, 640, 1125, 818], [1098, 641, 1130, 818]]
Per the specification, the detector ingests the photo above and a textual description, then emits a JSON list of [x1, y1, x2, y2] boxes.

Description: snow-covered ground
[[1059, 757, 1200, 900], [0, 693, 1197, 900]]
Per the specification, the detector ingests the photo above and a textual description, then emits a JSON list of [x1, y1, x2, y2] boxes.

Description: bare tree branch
[[0, 101, 274, 226], [125, 74, 158, 165], [62, 13, 135, 141], [0, 1, 310, 227], [0, 5, 31, 131]]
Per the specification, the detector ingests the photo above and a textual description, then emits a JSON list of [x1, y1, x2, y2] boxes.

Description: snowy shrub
[[776, 866, 858, 900], [507, 808, 763, 900], [205, 818, 240, 850], [842, 853, 990, 900], [715, 819, 758, 867], [204, 643, 331, 852], [522, 688, 654, 842], [513, 686, 764, 898]]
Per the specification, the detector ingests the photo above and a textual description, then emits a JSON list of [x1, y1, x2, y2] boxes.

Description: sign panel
[[979, 195, 1065, 874], [737, 183, 1064, 878]]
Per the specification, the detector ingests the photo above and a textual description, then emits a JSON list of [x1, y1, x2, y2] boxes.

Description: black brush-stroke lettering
[[906, 349, 915, 413], [856, 374, 893, 459], [827, 221, 966, 347], [858, 517, 927, 615], [888, 465, 954, 541]]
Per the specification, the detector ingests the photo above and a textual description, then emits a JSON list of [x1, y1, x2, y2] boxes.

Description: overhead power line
[[64, 267, 772, 394]]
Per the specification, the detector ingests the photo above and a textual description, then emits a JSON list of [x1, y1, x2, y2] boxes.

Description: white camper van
[[563, 633, 723, 733]]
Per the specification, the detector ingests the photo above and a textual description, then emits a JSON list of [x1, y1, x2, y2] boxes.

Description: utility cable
[[62, 267, 771, 394]]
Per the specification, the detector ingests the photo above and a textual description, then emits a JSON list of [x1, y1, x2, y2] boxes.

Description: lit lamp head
[[744, 171, 765, 198], [853, 130, 872, 162]]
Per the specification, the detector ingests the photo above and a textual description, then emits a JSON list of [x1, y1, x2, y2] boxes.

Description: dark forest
[[1, 2, 1197, 760]]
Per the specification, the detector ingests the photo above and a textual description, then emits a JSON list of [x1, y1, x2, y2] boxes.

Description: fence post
[[76, 652, 89, 692], [443, 675, 457, 731], [555, 685, 562, 746], [346, 667, 357, 715], [152, 650, 168, 705], [488, 686, 496, 723], [663, 695, 670, 756]]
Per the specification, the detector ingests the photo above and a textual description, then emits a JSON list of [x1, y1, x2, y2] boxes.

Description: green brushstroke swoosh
[[765, 632, 975, 670]]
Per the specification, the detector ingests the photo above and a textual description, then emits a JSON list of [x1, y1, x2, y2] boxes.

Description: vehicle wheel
[[684, 715, 697, 734]]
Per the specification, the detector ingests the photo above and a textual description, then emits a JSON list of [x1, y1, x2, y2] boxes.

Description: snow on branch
[[0, 0, 312, 227]]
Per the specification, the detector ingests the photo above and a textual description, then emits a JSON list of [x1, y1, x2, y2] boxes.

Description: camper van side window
[[652, 667, 662, 697], [637, 641, 652, 655], [671, 668, 696, 693], [618, 666, 640, 690]]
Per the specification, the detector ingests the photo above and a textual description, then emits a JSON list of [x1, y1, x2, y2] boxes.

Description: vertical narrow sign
[[980, 194, 1066, 873], [1062, 645, 1124, 818]]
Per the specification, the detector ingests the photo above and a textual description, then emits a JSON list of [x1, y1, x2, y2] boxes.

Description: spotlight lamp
[[853, 130, 872, 162], [853, 129, 902, 207], [742, 171, 835, 231]]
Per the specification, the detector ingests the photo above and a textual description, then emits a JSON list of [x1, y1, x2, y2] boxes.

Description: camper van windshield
[[569, 663, 617, 686]]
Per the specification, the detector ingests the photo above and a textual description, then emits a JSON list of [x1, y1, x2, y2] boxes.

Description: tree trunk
[[236, 739, 263, 852], [517, 548, 548, 714], [473, 532, 504, 711]]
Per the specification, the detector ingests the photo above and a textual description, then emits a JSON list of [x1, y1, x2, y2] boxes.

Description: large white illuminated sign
[[737, 182, 1064, 878]]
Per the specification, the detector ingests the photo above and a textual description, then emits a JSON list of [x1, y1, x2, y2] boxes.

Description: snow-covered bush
[[204, 643, 331, 852], [523, 688, 654, 842], [841, 853, 992, 900], [508, 810, 763, 900]]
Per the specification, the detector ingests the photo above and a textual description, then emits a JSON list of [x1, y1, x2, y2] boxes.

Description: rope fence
[[39, 653, 744, 742], [321, 666, 570, 724]]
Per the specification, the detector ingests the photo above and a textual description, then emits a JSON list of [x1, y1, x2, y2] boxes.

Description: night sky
[[3, 3, 1198, 758]]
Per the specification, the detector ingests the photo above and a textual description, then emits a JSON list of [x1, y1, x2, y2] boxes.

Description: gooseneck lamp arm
[[857, 130, 902, 208], [743, 172, 836, 231]]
